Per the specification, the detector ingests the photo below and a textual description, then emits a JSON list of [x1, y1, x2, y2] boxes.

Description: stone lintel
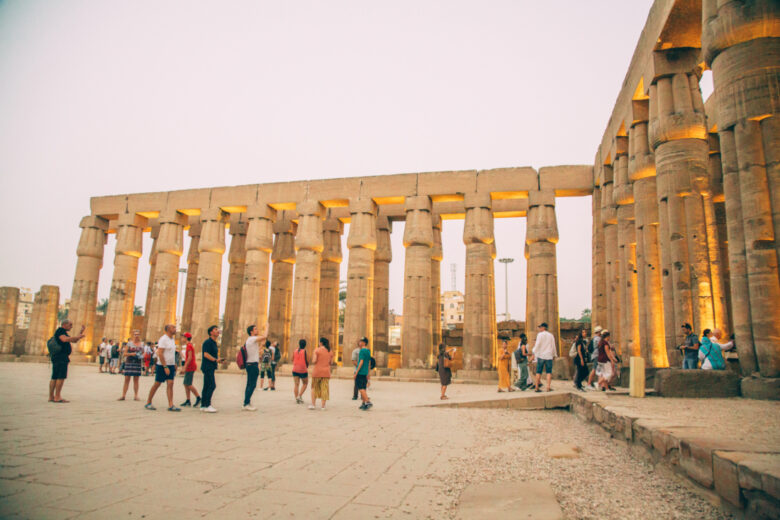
[[246, 204, 276, 221], [538, 165, 593, 195], [528, 189, 556, 208]]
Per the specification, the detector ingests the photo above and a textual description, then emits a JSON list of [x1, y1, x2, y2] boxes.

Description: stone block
[[713, 451, 746, 507], [741, 377, 780, 401], [507, 395, 545, 410], [651, 429, 680, 461], [538, 165, 593, 195], [476, 167, 538, 195], [544, 392, 571, 409], [456, 480, 563, 520], [653, 368, 741, 398], [552, 358, 571, 380], [678, 437, 763, 490], [418, 170, 476, 196]]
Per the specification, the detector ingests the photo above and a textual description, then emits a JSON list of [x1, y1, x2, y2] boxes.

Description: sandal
[[118, 397, 125, 401]]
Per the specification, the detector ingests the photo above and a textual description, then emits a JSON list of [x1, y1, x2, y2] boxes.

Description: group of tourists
[[678, 323, 735, 371]]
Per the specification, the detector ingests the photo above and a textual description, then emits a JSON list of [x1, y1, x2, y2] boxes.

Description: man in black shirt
[[49, 320, 85, 403], [200, 325, 223, 413]]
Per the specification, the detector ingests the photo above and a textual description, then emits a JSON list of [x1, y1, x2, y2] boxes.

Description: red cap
[[183, 332, 192, 339]]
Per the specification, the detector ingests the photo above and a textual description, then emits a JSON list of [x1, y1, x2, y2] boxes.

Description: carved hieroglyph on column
[[237, 205, 275, 350], [289, 201, 324, 358], [221, 214, 247, 358], [373, 215, 392, 366], [319, 215, 343, 360], [591, 184, 607, 331], [526, 190, 560, 351], [268, 213, 296, 358], [613, 137, 640, 359], [343, 198, 377, 364], [24, 285, 60, 355], [104, 213, 146, 344], [402, 196, 433, 368], [180, 218, 201, 333], [142, 221, 159, 341], [463, 192, 494, 370], [649, 49, 721, 344], [704, 1, 780, 377], [601, 167, 621, 348], [190, 208, 227, 348], [0, 287, 20, 354], [430, 215, 443, 363], [70, 215, 109, 354], [629, 102, 669, 367], [146, 210, 185, 343]]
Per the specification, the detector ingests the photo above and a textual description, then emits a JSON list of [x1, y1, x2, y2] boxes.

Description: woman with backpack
[[572, 329, 589, 391], [292, 339, 309, 404], [310, 337, 334, 410], [259, 340, 274, 391]]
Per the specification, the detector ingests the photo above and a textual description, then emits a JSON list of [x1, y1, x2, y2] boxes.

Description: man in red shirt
[[180, 332, 201, 407]]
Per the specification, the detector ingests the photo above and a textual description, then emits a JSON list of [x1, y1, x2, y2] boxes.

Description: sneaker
[[296, 397, 303, 404], [263, 388, 269, 391], [180, 400, 191, 407], [270, 388, 275, 391], [320, 407, 326, 411], [592, 382, 599, 389], [359, 403, 367, 410], [168, 406, 181, 412], [144, 403, 156, 411], [242, 405, 257, 411], [366, 402, 373, 408], [308, 405, 316, 410], [201, 406, 217, 413], [193, 397, 201, 407], [352, 396, 358, 401]]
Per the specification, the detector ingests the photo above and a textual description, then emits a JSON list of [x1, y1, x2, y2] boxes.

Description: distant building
[[388, 325, 401, 347], [16, 287, 33, 329], [442, 290, 464, 328]]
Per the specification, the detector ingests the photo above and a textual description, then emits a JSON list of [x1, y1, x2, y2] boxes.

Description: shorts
[[155, 365, 176, 383], [596, 362, 613, 380], [99, 356, 105, 364], [312, 377, 330, 401], [292, 371, 308, 379], [535, 359, 553, 374], [183, 371, 195, 386], [355, 374, 368, 390], [51, 362, 68, 380], [110, 358, 118, 368]]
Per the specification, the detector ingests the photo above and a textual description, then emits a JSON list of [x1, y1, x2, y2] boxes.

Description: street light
[[498, 258, 514, 321]]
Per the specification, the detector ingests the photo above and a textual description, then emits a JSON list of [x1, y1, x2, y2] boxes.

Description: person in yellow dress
[[497, 338, 515, 392]]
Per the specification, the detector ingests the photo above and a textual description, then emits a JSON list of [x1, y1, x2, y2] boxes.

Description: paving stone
[[455, 481, 563, 519]]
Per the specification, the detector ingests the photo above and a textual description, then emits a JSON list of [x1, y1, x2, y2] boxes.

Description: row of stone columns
[[0, 285, 60, 356]]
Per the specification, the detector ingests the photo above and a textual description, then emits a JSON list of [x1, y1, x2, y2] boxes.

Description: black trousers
[[574, 362, 588, 388], [245, 363, 259, 405], [201, 369, 216, 407], [353, 376, 359, 399]]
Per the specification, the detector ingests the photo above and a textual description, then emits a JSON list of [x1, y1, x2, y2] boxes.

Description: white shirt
[[100, 342, 108, 357], [245, 336, 263, 364], [532, 330, 557, 361], [156, 335, 177, 366]]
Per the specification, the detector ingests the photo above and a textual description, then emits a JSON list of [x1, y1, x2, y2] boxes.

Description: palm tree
[[133, 306, 143, 316], [96, 298, 109, 315]]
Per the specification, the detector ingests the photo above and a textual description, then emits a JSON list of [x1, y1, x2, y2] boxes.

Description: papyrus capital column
[[24, 285, 60, 356], [70, 215, 109, 354], [142, 220, 159, 340], [343, 198, 377, 364], [373, 215, 392, 366], [463, 192, 494, 370], [526, 190, 559, 351], [268, 212, 296, 358], [0, 287, 20, 354], [180, 218, 201, 333], [221, 213, 248, 358], [104, 213, 147, 346], [146, 209, 186, 342], [191, 207, 228, 347], [430, 215, 443, 364], [319, 214, 343, 361], [289, 201, 324, 358], [402, 196, 433, 368]]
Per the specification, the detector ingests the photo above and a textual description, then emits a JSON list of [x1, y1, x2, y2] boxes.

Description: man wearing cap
[[531, 322, 557, 392], [354, 337, 373, 410], [351, 339, 363, 400], [587, 326, 603, 389], [180, 332, 201, 407]]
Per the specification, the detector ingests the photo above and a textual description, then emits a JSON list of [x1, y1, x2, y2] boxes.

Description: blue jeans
[[683, 356, 698, 369], [535, 359, 553, 374]]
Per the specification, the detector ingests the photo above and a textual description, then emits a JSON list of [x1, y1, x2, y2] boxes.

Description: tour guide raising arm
[[58, 325, 86, 344]]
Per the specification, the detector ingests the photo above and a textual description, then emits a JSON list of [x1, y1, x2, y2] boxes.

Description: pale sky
[[0, 1, 658, 321]]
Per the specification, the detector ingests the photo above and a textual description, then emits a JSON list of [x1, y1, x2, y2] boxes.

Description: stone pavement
[[0, 363, 734, 519]]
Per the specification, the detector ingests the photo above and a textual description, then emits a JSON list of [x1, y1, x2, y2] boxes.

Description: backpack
[[273, 345, 281, 363], [514, 346, 525, 364], [47, 336, 62, 358], [568, 341, 578, 358], [369, 356, 376, 370], [261, 348, 272, 365], [236, 344, 247, 369]]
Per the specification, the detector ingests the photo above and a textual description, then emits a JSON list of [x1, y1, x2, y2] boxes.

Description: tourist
[[351, 339, 363, 400], [243, 325, 267, 411], [119, 330, 144, 401], [200, 325, 222, 413], [259, 340, 273, 391], [269, 340, 280, 390], [98, 337, 108, 373], [513, 333, 530, 390], [699, 329, 727, 371], [587, 326, 602, 389], [436, 343, 454, 400], [532, 322, 557, 392], [292, 338, 309, 404], [572, 328, 589, 391], [180, 332, 201, 407], [48, 320, 85, 403], [595, 330, 617, 391], [143, 342, 153, 376], [109, 339, 120, 374], [679, 323, 700, 369], [497, 338, 515, 393], [145, 324, 180, 412], [354, 337, 372, 410], [310, 337, 333, 410]]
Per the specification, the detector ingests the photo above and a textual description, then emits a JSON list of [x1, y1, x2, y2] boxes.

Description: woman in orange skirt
[[497, 338, 515, 392]]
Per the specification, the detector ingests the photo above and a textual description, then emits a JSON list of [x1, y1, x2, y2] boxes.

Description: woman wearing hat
[[180, 332, 201, 407]]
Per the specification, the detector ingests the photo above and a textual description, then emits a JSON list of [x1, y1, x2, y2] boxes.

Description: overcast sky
[[0, 1, 659, 322]]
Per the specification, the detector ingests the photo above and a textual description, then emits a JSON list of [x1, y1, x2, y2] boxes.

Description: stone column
[[289, 201, 324, 358], [343, 199, 377, 364], [526, 190, 560, 350], [180, 218, 201, 333], [430, 215, 443, 363], [221, 213, 247, 357], [319, 215, 343, 360], [489, 240, 498, 365], [463, 192, 494, 369], [649, 50, 720, 343], [707, 132, 732, 328], [190, 208, 228, 348], [268, 213, 296, 358], [614, 138, 640, 359], [601, 168, 621, 348], [629, 105, 669, 367], [0, 287, 20, 354], [146, 209, 186, 342], [704, 1, 780, 377], [402, 196, 433, 368], [24, 285, 60, 355], [591, 184, 607, 330], [373, 215, 392, 366], [142, 221, 159, 341], [69, 215, 109, 354], [104, 213, 146, 345]]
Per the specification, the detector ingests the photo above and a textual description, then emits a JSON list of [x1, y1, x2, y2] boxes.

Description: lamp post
[[498, 258, 514, 321]]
